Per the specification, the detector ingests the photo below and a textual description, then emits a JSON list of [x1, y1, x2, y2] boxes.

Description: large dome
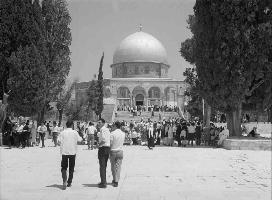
[[113, 31, 168, 64]]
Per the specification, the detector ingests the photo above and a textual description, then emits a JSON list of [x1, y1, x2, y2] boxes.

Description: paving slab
[[0, 141, 271, 200]]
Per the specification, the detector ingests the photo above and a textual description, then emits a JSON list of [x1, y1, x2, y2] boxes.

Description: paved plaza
[[0, 141, 271, 200]]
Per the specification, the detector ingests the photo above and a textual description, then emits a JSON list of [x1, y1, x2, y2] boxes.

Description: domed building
[[73, 29, 187, 115]]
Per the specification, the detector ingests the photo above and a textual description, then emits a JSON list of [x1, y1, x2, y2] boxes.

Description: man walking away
[[59, 119, 82, 190], [52, 121, 60, 147], [97, 118, 111, 188], [86, 121, 97, 150], [110, 121, 125, 187]]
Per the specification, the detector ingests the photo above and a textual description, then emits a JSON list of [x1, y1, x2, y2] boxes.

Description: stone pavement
[[0, 141, 271, 200]]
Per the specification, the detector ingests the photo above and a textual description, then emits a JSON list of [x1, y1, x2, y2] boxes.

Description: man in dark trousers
[[59, 119, 82, 190], [110, 121, 125, 187], [97, 118, 111, 188], [195, 122, 202, 146], [176, 121, 182, 147]]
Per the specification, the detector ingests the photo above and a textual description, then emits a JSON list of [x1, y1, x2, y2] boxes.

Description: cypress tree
[[96, 52, 104, 119]]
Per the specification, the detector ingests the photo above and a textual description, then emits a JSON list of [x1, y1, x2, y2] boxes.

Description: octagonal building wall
[[111, 62, 169, 78]]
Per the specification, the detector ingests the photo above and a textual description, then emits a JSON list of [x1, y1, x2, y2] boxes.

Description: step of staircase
[[114, 111, 179, 122]]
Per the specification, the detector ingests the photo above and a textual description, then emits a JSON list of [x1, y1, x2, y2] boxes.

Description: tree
[[96, 52, 104, 118], [182, 68, 203, 120], [8, 45, 47, 116], [0, 0, 43, 100], [0, 93, 9, 144], [56, 80, 77, 126], [38, 0, 72, 124], [86, 79, 98, 121], [181, 0, 272, 136], [0, 0, 48, 118], [0, 0, 71, 124], [65, 99, 85, 121]]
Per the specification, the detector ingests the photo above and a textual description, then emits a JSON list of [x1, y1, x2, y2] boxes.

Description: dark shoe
[[63, 181, 67, 190], [113, 182, 118, 187], [67, 183, 72, 187], [62, 170, 67, 190], [98, 183, 107, 188]]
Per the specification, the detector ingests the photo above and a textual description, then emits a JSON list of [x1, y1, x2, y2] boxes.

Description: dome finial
[[138, 24, 143, 32]]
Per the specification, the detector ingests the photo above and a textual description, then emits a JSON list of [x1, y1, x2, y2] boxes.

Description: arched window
[[117, 87, 130, 98], [148, 87, 160, 98]]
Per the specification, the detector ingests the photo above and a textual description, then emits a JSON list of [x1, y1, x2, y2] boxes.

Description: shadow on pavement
[[46, 184, 63, 190], [82, 184, 99, 187], [82, 183, 112, 187]]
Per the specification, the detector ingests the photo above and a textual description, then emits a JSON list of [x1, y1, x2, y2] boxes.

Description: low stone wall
[[244, 122, 271, 138], [223, 138, 271, 151], [215, 122, 271, 138]]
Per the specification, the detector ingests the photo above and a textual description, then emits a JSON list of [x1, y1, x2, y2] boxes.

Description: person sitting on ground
[[247, 127, 258, 137], [217, 127, 229, 146]]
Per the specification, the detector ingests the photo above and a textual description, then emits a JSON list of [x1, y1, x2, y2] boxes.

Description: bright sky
[[67, 0, 195, 81]]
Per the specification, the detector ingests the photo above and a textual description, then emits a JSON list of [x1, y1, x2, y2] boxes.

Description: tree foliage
[[96, 53, 104, 118], [56, 80, 77, 125], [86, 80, 98, 110], [39, 0, 72, 122], [182, 68, 203, 119], [0, 0, 47, 116], [8, 45, 47, 116], [0, 0, 43, 99]]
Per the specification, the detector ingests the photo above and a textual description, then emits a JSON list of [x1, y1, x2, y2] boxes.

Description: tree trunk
[[38, 106, 46, 125], [268, 108, 272, 123], [203, 102, 211, 127], [58, 109, 63, 126], [226, 112, 233, 136], [227, 103, 242, 137]]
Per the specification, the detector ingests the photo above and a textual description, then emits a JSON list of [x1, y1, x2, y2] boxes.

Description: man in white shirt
[[58, 119, 82, 190], [37, 122, 47, 148], [17, 122, 25, 148], [52, 121, 60, 147], [86, 121, 97, 150], [110, 121, 125, 187], [97, 118, 111, 188], [187, 123, 196, 146]]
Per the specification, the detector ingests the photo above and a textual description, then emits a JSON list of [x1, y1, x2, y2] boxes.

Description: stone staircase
[[101, 104, 115, 122], [114, 111, 180, 122]]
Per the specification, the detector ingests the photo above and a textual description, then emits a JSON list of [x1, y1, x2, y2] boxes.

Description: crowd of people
[[2, 117, 63, 148], [2, 115, 233, 149], [117, 104, 179, 112], [112, 118, 230, 148]]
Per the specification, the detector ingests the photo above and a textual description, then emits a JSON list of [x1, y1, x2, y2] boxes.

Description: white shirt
[[131, 131, 138, 138], [38, 125, 47, 133], [52, 126, 60, 133], [110, 129, 125, 151], [188, 125, 196, 134], [17, 125, 24, 133], [98, 125, 110, 147], [59, 128, 82, 155], [86, 125, 97, 135]]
